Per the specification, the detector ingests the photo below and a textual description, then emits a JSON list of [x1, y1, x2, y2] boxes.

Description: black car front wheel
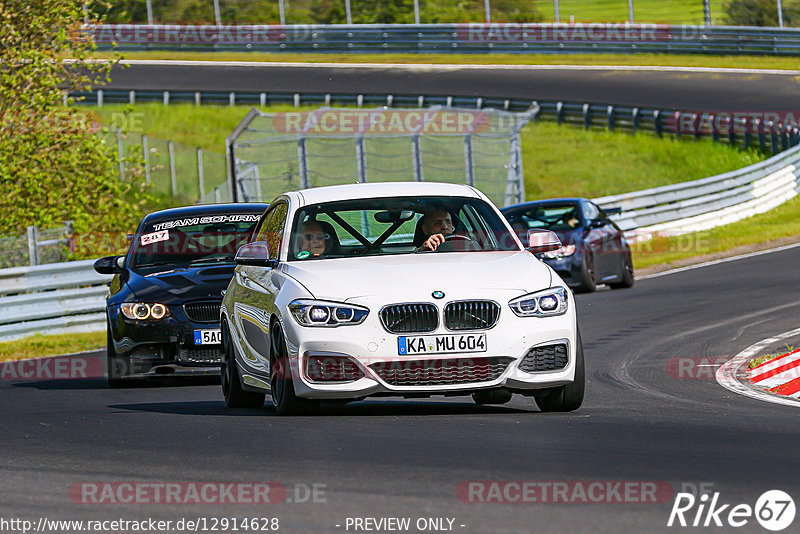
[[574, 252, 597, 293], [270, 326, 318, 416], [106, 325, 127, 389], [534, 331, 585, 413], [609, 252, 635, 289], [221, 341, 265, 409]]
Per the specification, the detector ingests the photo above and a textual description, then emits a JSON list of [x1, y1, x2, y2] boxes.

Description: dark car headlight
[[288, 299, 369, 327], [509, 287, 569, 317], [540, 244, 576, 259], [120, 303, 170, 321]]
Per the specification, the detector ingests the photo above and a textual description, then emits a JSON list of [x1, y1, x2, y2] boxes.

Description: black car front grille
[[444, 300, 500, 330], [369, 357, 513, 386], [518, 343, 568, 373], [184, 301, 221, 323], [178, 347, 223, 364], [380, 303, 438, 333], [305, 354, 364, 383]]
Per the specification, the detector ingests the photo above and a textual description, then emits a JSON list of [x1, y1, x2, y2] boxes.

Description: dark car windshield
[[504, 203, 583, 233], [130, 214, 260, 270], [288, 196, 520, 261]]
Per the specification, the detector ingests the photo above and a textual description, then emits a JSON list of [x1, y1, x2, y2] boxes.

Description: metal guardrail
[[86, 24, 800, 56], [595, 143, 800, 235], [0, 260, 110, 342]]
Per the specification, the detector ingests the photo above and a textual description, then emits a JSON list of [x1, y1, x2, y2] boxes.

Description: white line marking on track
[[716, 327, 800, 408], [637, 241, 800, 281], [73, 59, 800, 76]]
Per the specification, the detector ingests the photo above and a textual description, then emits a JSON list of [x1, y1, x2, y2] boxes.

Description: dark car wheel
[[221, 341, 265, 409], [107, 325, 127, 389], [270, 326, 318, 416], [609, 252, 635, 289], [574, 252, 597, 293], [534, 330, 585, 413]]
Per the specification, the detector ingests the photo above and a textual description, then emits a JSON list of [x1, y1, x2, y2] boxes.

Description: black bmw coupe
[[94, 203, 267, 387], [501, 198, 634, 293]]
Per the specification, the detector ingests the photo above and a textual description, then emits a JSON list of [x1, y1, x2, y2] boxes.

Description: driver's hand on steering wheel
[[419, 233, 446, 251]]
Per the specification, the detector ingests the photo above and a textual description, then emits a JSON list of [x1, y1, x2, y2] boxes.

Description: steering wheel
[[436, 234, 481, 252]]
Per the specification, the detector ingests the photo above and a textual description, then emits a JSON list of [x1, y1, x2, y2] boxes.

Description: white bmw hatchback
[[221, 182, 584, 415]]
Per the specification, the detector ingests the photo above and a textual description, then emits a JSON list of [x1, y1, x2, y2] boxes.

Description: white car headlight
[[120, 302, 170, 320], [509, 287, 569, 317], [288, 299, 369, 327]]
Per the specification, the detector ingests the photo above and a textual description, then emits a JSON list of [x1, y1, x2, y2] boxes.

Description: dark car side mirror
[[526, 230, 562, 254], [94, 255, 124, 274], [589, 218, 608, 229], [235, 242, 277, 267]]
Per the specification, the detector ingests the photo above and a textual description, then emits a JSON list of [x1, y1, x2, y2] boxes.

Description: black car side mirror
[[94, 255, 124, 274], [235, 242, 278, 267], [589, 218, 608, 229]]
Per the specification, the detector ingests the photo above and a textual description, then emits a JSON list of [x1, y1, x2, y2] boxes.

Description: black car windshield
[[505, 203, 583, 233], [288, 196, 520, 261], [130, 214, 260, 270]]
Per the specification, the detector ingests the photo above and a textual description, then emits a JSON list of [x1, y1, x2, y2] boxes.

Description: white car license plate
[[194, 329, 222, 345], [398, 333, 487, 355]]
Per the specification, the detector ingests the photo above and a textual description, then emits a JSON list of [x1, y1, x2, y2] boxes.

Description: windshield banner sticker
[[140, 230, 169, 246], [152, 214, 260, 231]]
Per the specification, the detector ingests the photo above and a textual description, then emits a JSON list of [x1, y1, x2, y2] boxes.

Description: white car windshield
[[289, 196, 520, 261]]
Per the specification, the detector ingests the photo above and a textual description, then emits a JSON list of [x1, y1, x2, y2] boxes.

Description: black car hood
[[126, 264, 236, 303]]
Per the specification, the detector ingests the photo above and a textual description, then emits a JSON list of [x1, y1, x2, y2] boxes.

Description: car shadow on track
[[10, 376, 220, 390], [107, 399, 536, 417]]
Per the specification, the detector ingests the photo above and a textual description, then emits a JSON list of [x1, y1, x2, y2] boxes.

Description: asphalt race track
[[2, 246, 800, 533], [3, 63, 799, 533], [102, 62, 800, 111]]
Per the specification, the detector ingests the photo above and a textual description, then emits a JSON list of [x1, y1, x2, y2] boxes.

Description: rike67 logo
[[668, 490, 795, 531]]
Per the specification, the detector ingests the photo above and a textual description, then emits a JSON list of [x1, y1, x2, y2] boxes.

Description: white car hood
[[282, 251, 553, 302]]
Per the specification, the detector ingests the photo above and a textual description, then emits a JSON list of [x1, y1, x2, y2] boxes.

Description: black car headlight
[[120, 303, 170, 321], [288, 299, 369, 327], [509, 287, 569, 317], [541, 244, 576, 259]]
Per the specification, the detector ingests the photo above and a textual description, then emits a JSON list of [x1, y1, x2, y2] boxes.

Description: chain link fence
[[104, 130, 232, 204], [228, 106, 536, 207]]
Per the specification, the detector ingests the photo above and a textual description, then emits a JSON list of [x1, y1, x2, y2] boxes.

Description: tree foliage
[[724, 0, 800, 26], [101, 0, 541, 24], [0, 0, 155, 255]]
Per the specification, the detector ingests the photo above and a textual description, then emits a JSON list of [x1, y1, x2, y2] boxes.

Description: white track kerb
[[717, 327, 800, 408]]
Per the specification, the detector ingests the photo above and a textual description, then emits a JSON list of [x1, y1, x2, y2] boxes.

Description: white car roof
[[292, 182, 482, 207]]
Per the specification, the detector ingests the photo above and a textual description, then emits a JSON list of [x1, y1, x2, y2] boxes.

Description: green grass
[[748, 345, 796, 368], [521, 122, 764, 198], [100, 50, 800, 70], [0, 332, 106, 362], [90, 103, 765, 200], [532, 0, 728, 24], [632, 195, 800, 269]]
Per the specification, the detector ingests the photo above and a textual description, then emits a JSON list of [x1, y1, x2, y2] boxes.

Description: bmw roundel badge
[[432, 291, 445, 299]]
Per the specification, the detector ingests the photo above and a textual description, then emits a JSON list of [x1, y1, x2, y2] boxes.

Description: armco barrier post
[[464, 134, 475, 187], [412, 135, 423, 182], [297, 137, 310, 190], [26, 226, 39, 267]]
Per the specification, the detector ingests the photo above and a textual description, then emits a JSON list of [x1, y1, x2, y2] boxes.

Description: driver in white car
[[418, 209, 455, 251]]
